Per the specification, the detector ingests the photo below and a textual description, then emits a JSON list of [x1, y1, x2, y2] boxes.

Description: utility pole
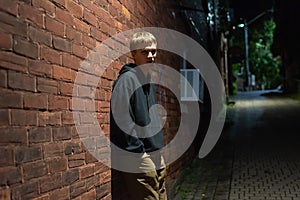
[[244, 19, 251, 90], [238, 9, 273, 90]]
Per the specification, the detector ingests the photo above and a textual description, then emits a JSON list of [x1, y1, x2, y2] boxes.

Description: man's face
[[132, 43, 157, 66]]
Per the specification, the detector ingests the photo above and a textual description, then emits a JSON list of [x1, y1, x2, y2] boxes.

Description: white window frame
[[180, 69, 204, 102]]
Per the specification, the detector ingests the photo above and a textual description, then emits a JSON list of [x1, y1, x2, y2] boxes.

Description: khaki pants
[[122, 154, 167, 200], [123, 168, 167, 200]]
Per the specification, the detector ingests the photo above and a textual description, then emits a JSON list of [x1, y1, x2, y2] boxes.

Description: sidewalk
[[173, 90, 300, 200]]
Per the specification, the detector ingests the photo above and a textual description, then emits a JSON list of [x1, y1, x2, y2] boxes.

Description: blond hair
[[129, 31, 157, 51]]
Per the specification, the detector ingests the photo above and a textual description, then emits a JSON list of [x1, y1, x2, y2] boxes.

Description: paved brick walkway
[[173, 90, 300, 200]]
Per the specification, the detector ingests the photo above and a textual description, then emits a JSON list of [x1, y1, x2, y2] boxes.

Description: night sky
[[230, 0, 274, 21]]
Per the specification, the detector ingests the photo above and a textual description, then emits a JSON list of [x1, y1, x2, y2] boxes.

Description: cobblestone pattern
[[230, 147, 300, 200], [173, 91, 300, 200]]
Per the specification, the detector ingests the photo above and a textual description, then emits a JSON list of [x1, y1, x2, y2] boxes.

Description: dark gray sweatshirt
[[110, 63, 164, 153]]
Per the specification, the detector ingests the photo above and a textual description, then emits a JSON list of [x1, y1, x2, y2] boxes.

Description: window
[[180, 69, 204, 102]]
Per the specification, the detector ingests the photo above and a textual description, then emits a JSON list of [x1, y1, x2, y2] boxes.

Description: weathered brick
[[100, 193, 111, 200], [11, 109, 38, 126], [98, 21, 110, 35], [81, 189, 96, 199], [95, 113, 107, 125], [29, 26, 52, 47], [53, 36, 72, 53], [0, 127, 27, 144], [62, 53, 81, 70], [37, 77, 58, 94], [76, 112, 94, 125], [100, 78, 112, 90], [0, 188, 10, 200], [139, 0, 151, 13], [0, 31, 12, 50], [79, 164, 94, 179], [0, 69, 6, 87], [101, 124, 109, 135], [73, 18, 90, 34], [72, 43, 88, 59], [38, 111, 61, 126], [53, 65, 75, 81], [0, 0, 18, 15], [8, 71, 36, 92], [72, 128, 83, 140], [94, 0, 110, 12], [62, 110, 74, 124], [62, 168, 79, 186], [32, 0, 56, 15], [94, 162, 109, 174], [0, 109, 9, 125], [13, 37, 39, 59], [85, 174, 100, 189], [44, 142, 64, 158], [82, 34, 97, 50], [24, 93, 48, 109], [108, 3, 118, 18], [65, 26, 82, 44], [96, 101, 110, 111], [0, 12, 28, 37], [91, 27, 105, 41], [66, 0, 83, 18], [23, 161, 48, 180], [29, 59, 52, 77], [68, 153, 85, 168], [70, 180, 86, 198], [0, 166, 22, 185], [11, 181, 39, 200], [121, 5, 131, 21], [100, 170, 111, 184], [29, 127, 52, 144], [45, 16, 65, 37], [0, 1, 192, 200], [0, 147, 13, 167], [56, 7, 74, 26], [19, 0, 31, 4], [85, 151, 98, 163], [48, 156, 68, 173], [15, 146, 42, 164], [95, 89, 106, 101], [74, 72, 88, 86], [93, 6, 111, 23], [41, 46, 62, 65], [64, 141, 83, 155], [78, 0, 95, 11], [39, 173, 62, 193], [32, 194, 49, 200], [52, 126, 72, 141], [48, 95, 69, 111], [59, 81, 73, 96], [83, 9, 98, 27], [49, 187, 69, 200], [102, 67, 116, 80], [0, 51, 28, 72], [96, 182, 111, 199], [77, 85, 94, 99], [19, 3, 44, 27], [51, 0, 66, 8]]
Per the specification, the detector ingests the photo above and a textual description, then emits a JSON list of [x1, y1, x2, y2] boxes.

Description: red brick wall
[[0, 0, 199, 199]]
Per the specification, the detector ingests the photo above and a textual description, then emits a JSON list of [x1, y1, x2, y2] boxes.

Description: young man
[[110, 31, 167, 200]]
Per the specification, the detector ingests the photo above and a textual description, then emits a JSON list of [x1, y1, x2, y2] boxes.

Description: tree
[[249, 19, 281, 89], [230, 18, 281, 91]]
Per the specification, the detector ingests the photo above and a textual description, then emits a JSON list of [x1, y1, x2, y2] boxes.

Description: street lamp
[[237, 9, 273, 90]]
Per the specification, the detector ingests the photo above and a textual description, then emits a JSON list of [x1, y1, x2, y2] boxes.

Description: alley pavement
[[173, 90, 300, 200]]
